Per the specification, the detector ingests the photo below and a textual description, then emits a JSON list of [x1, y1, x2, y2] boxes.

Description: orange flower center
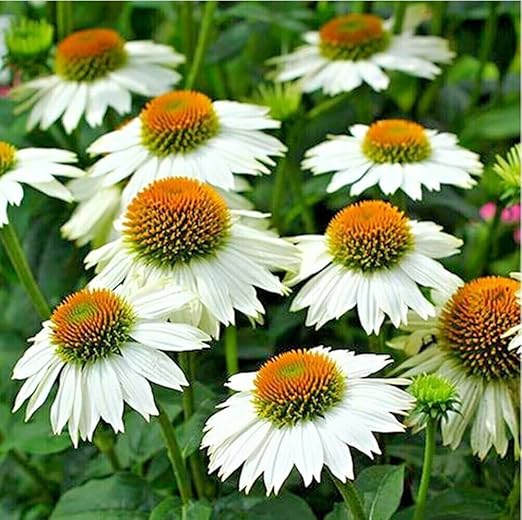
[[0, 141, 16, 175], [55, 28, 127, 81], [362, 119, 432, 163], [319, 14, 389, 60], [51, 288, 135, 364], [123, 177, 231, 267], [326, 200, 413, 272], [254, 349, 345, 426], [140, 91, 220, 156], [439, 277, 521, 380]]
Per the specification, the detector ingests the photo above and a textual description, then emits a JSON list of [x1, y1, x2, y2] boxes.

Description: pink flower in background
[[501, 203, 521, 224], [479, 202, 496, 221]]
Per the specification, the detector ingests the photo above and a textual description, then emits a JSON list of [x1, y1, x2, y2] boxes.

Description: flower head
[[202, 347, 413, 494], [303, 119, 482, 200], [271, 9, 454, 96], [250, 82, 302, 122], [11, 28, 184, 133], [288, 200, 462, 334], [493, 144, 520, 205], [398, 276, 520, 459], [85, 177, 298, 337], [86, 89, 286, 200], [12, 283, 210, 446], [0, 142, 85, 226]]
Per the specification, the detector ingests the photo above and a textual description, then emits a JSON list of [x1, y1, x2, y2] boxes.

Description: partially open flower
[[202, 347, 413, 495]]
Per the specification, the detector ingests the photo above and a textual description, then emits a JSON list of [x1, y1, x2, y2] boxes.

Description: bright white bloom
[[288, 200, 462, 334], [85, 177, 299, 337], [303, 119, 483, 200], [0, 142, 84, 226], [271, 12, 453, 96], [11, 28, 184, 133], [86, 90, 285, 201], [61, 175, 121, 247], [503, 272, 522, 353], [398, 276, 520, 459], [12, 283, 210, 446], [202, 346, 413, 495]]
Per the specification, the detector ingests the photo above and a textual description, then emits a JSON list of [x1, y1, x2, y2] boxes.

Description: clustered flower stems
[[0, 222, 50, 319]]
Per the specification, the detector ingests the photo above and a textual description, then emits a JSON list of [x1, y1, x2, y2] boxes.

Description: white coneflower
[[12, 283, 210, 446], [271, 12, 453, 96], [85, 177, 298, 337], [11, 28, 184, 133], [202, 346, 413, 495], [0, 141, 84, 226], [85, 90, 286, 201], [288, 200, 462, 334], [398, 276, 520, 459], [303, 119, 483, 200]]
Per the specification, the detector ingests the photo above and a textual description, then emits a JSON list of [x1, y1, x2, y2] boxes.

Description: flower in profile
[[250, 82, 302, 122], [86, 90, 285, 201], [270, 11, 453, 96], [61, 175, 122, 247], [11, 28, 184, 133], [0, 142, 84, 226], [398, 276, 520, 459], [303, 119, 482, 199], [288, 200, 462, 334], [12, 283, 210, 446], [202, 347, 413, 494], [85, 177, 298, 337], [407, 373, 459, 433]]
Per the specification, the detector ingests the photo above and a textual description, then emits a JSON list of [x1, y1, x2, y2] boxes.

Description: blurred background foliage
[[0, 1, 519, 519]]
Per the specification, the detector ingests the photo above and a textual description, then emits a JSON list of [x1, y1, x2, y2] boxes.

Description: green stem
[[413, 419, 436, 520], [180, 1, 196, 62], [224, 326, 238, 376], [157, 405, 192, 505], [286, 163, 315, 234], [55, 0, 73, 41], [469, 1, 498, 108], [505, 468, 520, 519], [431, 1, 447, 35], [331, 473, 367, 520], [0, 223, 50, 319], [93, 430, 122, 472], [11, 449, 54, 500], [184, 0, 217, 89], [392, 2, 407, 34]]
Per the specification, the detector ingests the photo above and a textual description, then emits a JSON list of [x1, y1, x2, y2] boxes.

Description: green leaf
[[50, 473, 158, 519], [460, 102, 520, 142], [357, 465, 405, 520], [150, 497, 211, 520], [248, 493, 317, 519], [115, 413, 163, 465]]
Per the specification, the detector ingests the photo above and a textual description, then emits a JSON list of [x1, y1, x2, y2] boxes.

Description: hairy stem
[[331, 473, 367, 520], [413, 419, 437, 520]]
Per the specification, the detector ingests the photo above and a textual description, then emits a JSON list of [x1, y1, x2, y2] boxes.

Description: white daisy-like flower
[[287, 200, 463, 334], [503, 272, 522, 354], [303, 119, 483, 200], [61, 175, 121, 247], [398, 276, 520, 459], [86, 89, 286, 200], [202, 346, 413, 495], [85, 177, 299, 337], [271, 12, 454, 96], [12, 283, 210, 446], [0, 141, 84, 226], [11, 28, 184, 133]]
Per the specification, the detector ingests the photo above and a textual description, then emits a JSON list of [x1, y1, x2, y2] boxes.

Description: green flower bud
[[493, 144, 521, 205], [4, 18, 53, 71], [407, 373, 460, 432], [250, 82, 301, 122]]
